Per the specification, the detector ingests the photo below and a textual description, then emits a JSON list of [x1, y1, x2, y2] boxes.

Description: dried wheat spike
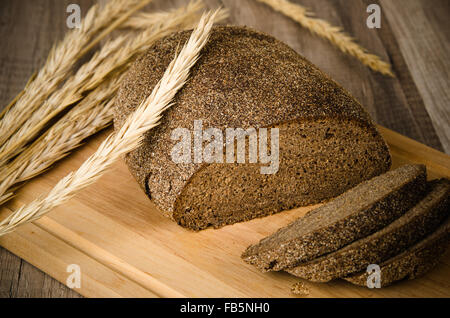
[[256, 0, 394, 77]]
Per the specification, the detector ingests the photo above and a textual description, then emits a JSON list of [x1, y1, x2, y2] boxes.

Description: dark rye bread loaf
[[242, 164, 426, 271], [345, 216, 450, 287], [114, 26, 391, 231], [286, 179, 450, 282]]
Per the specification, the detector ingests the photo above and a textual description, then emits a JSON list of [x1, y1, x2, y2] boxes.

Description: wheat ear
[[0, 2, 219, 205], [122, 0, 202, 29], [120, 0, 229, 30], [256, 0, 394, 77], [0, 0, 153, 148], [0, 79, 121, 206], [0, 10, 218, 237], [0, 35, 130, 166], [0, 1, 215, 167], [0, 72, 37, 120]]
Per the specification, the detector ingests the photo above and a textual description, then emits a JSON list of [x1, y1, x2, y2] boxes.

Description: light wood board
[[0, 126, 449, 298]]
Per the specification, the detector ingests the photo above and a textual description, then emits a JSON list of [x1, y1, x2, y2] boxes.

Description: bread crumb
[[291, 281, 309, 296]]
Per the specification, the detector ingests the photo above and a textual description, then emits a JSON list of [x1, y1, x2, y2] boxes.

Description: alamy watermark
[[66, 264, 81, 289], [366, 264, 381, 288], [170, 120, 279, 174], [66, 4, 81, 29], [367, 4, 381, 29]]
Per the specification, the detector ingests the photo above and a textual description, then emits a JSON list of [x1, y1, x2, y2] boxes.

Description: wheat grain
[[122, 0, 202, 29], [0, 81, 119, 205], [0, 0, 215, 167], [0, 35, 130, 166], [0, 79, 120, 205], [77, 0, 154, 59], [0, 0, 153, 148], [256, 0, 394, 76], [0, 72, 37, 120], [120, 0, 229, 30], [0, 1, 220, 205], [0, 10, 218, 236]]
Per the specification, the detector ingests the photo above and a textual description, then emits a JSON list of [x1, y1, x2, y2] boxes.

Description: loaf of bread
[[114, 26, 391, 230], [286, 178, 450, 282], [241, 164, 426, 270]]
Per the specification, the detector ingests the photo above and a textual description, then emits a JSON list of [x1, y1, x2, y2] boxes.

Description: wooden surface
[[0, 0, 449, 298]]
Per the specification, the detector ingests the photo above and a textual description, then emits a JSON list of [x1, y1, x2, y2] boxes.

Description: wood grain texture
[[380, 0, 450, 153], [0, 0, 449, 297], [0, 247, 82, 298]]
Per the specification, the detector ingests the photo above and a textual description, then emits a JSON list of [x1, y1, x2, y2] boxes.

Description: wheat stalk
[[120, 0, 229, 30], [0, 0, 153, 148], [122, 0, 202, 29], [256, 0, 394, 77], [0, 80, 120, 206], [0, 72, 37, 120], [0, 10, 218, 237], [0, 0, 214, 167], [0, 1, 219, 206], [0, 35, 129, 166]]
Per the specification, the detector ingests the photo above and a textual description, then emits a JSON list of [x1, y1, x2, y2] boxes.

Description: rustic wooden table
[[0, 0, 448, 298]]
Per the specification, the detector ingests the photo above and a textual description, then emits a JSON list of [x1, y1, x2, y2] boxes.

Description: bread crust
[[344, 214, 450, 287], [286, 178, 450, 282], [241, 165, 426, 270]]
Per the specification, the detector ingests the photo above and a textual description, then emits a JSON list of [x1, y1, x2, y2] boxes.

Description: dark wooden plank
[[380, 0, 450, 153], [0, 247, 21, 298], [366, 0, 444, 152]]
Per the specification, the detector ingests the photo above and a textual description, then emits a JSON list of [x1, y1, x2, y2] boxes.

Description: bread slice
[[241, 164, 426, 271], [344, 215, 450, 287], [114, 26, 391, 230], [286, 179, 450, 282]]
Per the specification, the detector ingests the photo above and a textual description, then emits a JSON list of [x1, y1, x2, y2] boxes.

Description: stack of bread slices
[[242, 164, 450, 288]]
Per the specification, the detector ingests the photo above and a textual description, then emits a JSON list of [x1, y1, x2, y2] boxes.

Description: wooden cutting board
[[0, 125, 449, 298]]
